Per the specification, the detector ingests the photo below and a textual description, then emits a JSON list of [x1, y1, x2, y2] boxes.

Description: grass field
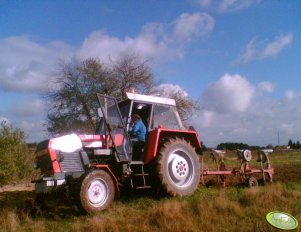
[[0, 150, 301, 232]]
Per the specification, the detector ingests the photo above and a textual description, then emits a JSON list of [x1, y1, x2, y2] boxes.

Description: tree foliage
[[46, 58, 108, 135], [0, 122, 33, 185], [109, 54, 154, 101], [45, 54, 197, 136], [165, 91, 196, 121], [288, 139, 301, 149], [217, 142, 249, 150], [216, 142, 263, 150], [45, 55, 154, 136]]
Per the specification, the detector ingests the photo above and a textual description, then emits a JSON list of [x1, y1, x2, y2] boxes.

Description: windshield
[[152, 104, 183, 130]]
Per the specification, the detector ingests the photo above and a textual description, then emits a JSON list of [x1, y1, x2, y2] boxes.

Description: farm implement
[[201, 149, 274, 188]]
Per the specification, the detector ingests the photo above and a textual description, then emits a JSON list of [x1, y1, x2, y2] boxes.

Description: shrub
[[0, 121, 34, 185]]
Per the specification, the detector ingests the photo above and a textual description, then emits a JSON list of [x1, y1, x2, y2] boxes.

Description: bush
[[0, 121, 34, 185]]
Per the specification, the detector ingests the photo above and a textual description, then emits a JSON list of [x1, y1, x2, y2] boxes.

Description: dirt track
[[0, 183, 34, 193]]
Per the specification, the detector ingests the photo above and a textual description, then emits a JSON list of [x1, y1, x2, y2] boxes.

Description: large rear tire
[[78, 170, 115, 214], [156, 138, 200, 196]]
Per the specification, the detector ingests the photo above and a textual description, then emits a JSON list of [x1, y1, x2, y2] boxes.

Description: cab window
[[152, 104, 182, 130]]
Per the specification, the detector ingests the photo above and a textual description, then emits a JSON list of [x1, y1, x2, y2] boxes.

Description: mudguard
[[144, 127, 202, 164]]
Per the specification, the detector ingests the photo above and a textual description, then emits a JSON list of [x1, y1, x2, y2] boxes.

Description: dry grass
[[2, 184, 299, 232], [0, 150, 301, 232]]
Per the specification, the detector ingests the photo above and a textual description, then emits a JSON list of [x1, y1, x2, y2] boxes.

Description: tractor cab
[[97, 92, 185, 162]]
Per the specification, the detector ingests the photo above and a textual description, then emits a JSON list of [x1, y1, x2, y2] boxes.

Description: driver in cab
[[128, 114, 146, 145]]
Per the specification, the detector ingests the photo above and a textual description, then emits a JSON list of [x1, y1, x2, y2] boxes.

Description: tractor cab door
[[97, 94, 131, 162]]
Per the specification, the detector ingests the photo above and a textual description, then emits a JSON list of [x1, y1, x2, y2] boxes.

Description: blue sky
[[0, 0, 300, 147]]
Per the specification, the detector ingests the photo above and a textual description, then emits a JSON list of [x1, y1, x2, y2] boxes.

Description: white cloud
[[218, 0, 260, 12], [258, 81, 275, 93], [192, 110, 214, 128], [8, 99, 45, 118], [236, 33, 293, 63], [78, 12, 214, 62], [262, 34, 293, 57], [280, 123, 293, 135], [152, 83, 189, 97], [201, 73, 255, 113], [18, 119, 47, 142], [197, 0, 212, 8], [193, 76, 301, 147], [193, 96, 301, 147], [173, 12, 214, 42], [195, 0, 259, 12], [285, 90, 297, 100], [0, 36, 74, 92], [77, 29, 169, 62], [0, 12, 214, 93]]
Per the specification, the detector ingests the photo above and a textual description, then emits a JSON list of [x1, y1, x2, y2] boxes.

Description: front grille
[[59, 151, 84, 173]]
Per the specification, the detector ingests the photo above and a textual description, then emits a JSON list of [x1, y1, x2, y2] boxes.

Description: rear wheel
[[156, 138, 200, 196], [78, 170, 115, 213]]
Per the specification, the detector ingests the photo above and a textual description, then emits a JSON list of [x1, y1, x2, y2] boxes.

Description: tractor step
[[129, 162, 151, 189], [130, 161, 144, 165], [134, 173, 149, 176], [135, 186, 151, 189]]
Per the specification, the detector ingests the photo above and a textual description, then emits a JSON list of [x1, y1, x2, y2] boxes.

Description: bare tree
[[169, 91, 196, 121], [109, 54, 154, 101], [45, 53, 197, 136], [45, 58, 107, 135], [45, 55, 154, 136]]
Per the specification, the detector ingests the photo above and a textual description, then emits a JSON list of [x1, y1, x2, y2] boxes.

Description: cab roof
[[126, 92, 176, 106]]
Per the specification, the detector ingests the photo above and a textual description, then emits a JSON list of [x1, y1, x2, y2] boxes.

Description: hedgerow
[[0, 121, 34, 185]]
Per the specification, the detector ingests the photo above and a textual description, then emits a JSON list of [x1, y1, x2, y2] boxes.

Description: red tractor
[[32, 92, 202, 213]]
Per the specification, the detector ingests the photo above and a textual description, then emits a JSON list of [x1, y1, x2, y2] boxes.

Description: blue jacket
[[129, 119, 146, 142]]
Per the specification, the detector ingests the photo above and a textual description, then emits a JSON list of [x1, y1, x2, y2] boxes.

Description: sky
[[0, 0, 301, 147]]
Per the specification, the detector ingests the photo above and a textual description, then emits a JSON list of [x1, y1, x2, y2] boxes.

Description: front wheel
[[156, 138, 200, 196], [78, 170, 115, 213]]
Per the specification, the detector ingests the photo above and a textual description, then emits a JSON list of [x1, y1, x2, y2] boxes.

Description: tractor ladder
[[129, 161, 151, 189]]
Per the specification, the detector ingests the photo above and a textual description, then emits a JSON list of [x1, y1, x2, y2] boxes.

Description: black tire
[[78, 170, 115, 214], [248, 176, 258, 188], [156, 138, 200, 196]]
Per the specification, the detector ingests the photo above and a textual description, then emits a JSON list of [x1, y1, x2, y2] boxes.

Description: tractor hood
[[49, 133, 105, 153], [50, 133, 82, 153], [34, 134, 105, 175]]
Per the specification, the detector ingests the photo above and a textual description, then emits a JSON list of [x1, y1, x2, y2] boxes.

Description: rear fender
[[144, 128, 202, 164]]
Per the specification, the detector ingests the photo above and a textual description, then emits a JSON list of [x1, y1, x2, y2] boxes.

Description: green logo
[[266, 211, 298, 230]]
